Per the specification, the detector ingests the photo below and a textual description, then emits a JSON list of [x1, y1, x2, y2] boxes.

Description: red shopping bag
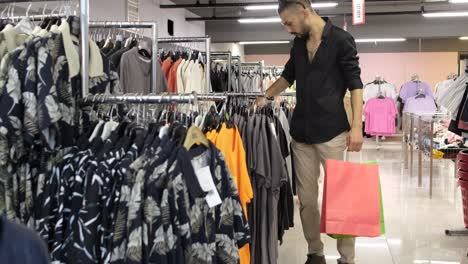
[[320, 159, 381, 237]]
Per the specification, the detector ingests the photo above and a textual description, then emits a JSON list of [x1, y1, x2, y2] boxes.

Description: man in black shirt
[[258, 0, 364, 263]]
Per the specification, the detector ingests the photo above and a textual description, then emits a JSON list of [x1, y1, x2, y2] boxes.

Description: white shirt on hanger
[[363, 82, 397, 102], [176, 59, 186, 93], [188, 61, 203, 94], [182, 60, 194, 93], [435, 79, 455, 104]]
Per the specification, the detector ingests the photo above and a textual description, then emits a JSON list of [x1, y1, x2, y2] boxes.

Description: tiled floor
[[278, 139, 468, 264]]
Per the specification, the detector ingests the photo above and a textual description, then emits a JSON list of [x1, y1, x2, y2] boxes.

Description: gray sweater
[[119, 47, 167, 94]]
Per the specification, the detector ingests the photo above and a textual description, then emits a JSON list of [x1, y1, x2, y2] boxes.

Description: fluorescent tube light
[[245, 2, 338, 10], [355, 38, 407, 43], [312, 2, 339, 8], [459, 36, 468, 40], [239, 41, 290, 45], [414, 260, 460, 264], [423, 11, 468, 17], [245, 4, 278, 10], [238, 17, 281, 23], [449, 0, 468, 3]]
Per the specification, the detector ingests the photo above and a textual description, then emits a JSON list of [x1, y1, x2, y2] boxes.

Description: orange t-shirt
[[161, 57, 173, 80], [206, 123, 253, 264], [167, 58, 183, 93]]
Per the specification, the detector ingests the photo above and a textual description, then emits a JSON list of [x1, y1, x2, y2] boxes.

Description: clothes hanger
[[415, 92, 425, 99], [183, 124, 210, 150]]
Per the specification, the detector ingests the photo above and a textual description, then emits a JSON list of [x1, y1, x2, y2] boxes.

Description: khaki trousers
[[291, 132, 355, 264]]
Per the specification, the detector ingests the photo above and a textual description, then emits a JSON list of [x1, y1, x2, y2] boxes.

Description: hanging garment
[[210, 65, 229, 92], [176, 59, 186, 92], [438, 73, 468, 118], [167, 57, 183, 93], [231, 68, 239, 92], [363, 82, 397, 102], [206, 123, 254, 264], [399, 81, 434, 103], [435, 78, 455, 104], [161, 56, 173, 80], [187, 61, 204, 94], [235, 111, 292, 264], [449, 85, 468, 136], [364, 98, 398, 136], [403, 95, 437, 114], [4, 108, 252, 264], [456, 83, 468, 131], [180, 58, 193, 92], [119, 47, 167, 94]]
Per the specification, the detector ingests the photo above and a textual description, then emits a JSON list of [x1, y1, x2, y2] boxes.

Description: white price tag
[[352, 0, 366, 25], [194, 166, 222, 208]]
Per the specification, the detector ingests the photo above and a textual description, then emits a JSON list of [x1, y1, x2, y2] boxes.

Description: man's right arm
[[265, 77, 291, 98]]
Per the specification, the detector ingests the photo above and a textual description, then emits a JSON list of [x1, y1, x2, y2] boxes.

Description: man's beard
[[291, 25, 309, 39], [292, 32, 309, 39]]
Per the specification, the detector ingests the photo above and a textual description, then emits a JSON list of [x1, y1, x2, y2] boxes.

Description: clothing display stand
[[89, 21, 158, 93], [158, 36, 212, 93], [402, 112, 414, 170], [209, 51, 232, 92], [403, 112, 453, 197]]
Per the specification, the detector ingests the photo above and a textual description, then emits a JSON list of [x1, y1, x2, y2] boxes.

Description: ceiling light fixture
[[460, 36, 468, 40], [423, 11, 468, 17], [449, 0, 468, 3], [414, 260, 460, 264], [238, 17, 281, 23], [244, 4, 278, 10], [239, 41, 290, 45], [355, 38, 407, 43], [245, 2, 338, 10]]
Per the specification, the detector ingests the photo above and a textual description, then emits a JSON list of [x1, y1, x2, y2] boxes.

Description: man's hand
[[347, 127, 363, 152]]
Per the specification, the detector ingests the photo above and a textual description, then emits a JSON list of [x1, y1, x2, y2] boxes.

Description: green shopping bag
[[327, 161, 385, 239]]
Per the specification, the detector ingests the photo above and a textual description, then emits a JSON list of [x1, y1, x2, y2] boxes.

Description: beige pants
[[291, 132, 355, 264]]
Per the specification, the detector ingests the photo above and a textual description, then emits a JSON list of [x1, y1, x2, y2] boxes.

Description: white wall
[[212, 43, 245, 58], [139, 0, 205, 38], [90, 0, 127, 21], [87, 0, 205, 39]]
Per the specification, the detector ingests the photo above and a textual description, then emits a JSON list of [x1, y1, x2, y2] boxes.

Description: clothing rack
[[4, 13, 69, 21], [89, 21, 158, 94], [81, 93, 228, 105], [209, 51, 232, 92], [158, 36, 211, 93], [81, 91, 297, 105], [210, 91, 296, 98]]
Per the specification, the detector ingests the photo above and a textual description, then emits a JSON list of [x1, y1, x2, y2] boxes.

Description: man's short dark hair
[[278, 0, 311, 14]]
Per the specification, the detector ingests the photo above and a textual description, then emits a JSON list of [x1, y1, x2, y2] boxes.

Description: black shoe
[[337, 261, 350, 264], [305, 254, 326, 264]]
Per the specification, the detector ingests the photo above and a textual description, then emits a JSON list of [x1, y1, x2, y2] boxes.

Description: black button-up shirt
[[282, 18, 363, 144]]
